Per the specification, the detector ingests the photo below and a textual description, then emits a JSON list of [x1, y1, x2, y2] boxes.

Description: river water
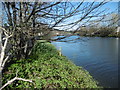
[[52, 36, 119, 88]]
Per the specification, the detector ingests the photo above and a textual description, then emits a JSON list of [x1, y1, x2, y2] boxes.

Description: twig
[[0, 77, 33, 90], [1, 55, 9, 68], [2, 34, 12, 40]]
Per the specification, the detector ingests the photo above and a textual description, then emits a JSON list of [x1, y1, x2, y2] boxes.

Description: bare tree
[[2, 1, 110, 56], [1, 0, 112, 69], [0, 2, 3, 87], [0, 0, 114, 88]]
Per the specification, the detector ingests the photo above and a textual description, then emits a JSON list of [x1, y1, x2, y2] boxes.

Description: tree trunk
[[19, 2, 22, 24], [0, 69, 2, 88], [11, 2, 16, 27], [0, 2, 2, 88], [0, 30, 2, 86]]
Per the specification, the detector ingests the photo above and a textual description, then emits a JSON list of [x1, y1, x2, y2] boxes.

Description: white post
[[59, 46, 62, 56]]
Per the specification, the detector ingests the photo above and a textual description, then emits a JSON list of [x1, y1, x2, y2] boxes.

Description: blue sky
[[52, 2, 119, 30], [103, 2, 118, 13], [0, 1, 118, 29]]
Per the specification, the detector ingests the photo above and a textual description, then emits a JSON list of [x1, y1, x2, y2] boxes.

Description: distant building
[[117, 27, 120, 34], [117, 1, 120, 34]]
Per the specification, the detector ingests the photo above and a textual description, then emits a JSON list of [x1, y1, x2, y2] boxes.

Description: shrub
[[3, 41, 101, 89]]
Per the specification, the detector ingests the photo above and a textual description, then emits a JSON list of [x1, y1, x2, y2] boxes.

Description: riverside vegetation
[[75, 27, 120, 37], [3, 40, 101, 89]]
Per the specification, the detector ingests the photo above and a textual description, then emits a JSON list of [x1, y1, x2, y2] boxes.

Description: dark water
[[52, 36, 119, 88]]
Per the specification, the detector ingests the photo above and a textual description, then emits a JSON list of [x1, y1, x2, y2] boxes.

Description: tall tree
[[0, 2, 2, 87], [2, 1, 111, 58], [0, 0, 115, 88], [0, 0, 111, 76]]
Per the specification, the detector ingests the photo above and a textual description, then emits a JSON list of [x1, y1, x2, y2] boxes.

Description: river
[[52, 36, 119, 88]]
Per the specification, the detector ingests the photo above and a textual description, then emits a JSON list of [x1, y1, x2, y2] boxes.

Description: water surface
[[52, 36, 119, 88]]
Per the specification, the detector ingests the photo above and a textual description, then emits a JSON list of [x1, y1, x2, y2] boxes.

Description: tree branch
[[0, 77, 33, 90], [1, 55, 9, 68], [0, 27, 12, 70]]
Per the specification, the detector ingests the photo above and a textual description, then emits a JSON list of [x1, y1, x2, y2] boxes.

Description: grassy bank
[[3, 40, 100, 89]]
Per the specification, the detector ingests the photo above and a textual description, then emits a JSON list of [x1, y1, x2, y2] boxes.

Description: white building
[[117, 27, 120, 34]]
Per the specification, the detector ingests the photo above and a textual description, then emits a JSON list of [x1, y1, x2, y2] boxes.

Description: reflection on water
[[52, 36, 119, 88]]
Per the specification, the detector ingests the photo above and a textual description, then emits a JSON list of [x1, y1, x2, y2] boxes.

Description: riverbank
[[3, 40, 100, 89], [78, 34, 120, 38], [75, 27, 120, 38]]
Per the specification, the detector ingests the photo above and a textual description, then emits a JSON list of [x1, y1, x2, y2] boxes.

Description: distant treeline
[[75, 27, 120, 37]]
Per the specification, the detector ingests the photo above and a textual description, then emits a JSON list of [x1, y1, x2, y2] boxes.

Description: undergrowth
[[3, 40, 101, 89]]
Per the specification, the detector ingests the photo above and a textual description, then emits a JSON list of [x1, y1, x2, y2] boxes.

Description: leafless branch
[[0, 77, 33, 90], [1, 55, 9, 68], [0, 27, 12, 71]]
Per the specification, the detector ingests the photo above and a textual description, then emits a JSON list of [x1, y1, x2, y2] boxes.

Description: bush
[[3, 41, 100, 89]]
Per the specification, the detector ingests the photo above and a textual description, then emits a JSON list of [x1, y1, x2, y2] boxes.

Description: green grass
[[3, 40, 101, 89]]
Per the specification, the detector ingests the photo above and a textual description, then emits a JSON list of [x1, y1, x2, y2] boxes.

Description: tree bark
[[11, 2, 16, 27], [0, 2, 3, 87]]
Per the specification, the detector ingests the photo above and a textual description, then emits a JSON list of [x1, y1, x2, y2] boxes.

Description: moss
[[3, 40, 102, 89]]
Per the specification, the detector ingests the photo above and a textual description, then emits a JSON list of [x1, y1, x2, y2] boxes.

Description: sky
[[0, 1, 119, 29], [103, 2, 118, 13], [53, 1, 119, 30]]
